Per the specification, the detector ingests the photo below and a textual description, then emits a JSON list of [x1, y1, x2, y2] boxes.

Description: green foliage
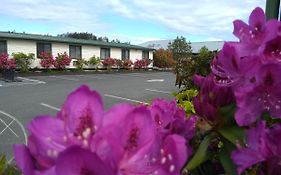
[[12, 52, 35, 72], [174, 89, 198, 115], [153, 49, 175, 68], [173, 45, 215, 89], [88, 56, 100, 66], [219, 139, 237, 175], [186, 135, 212, 170], [0, 155, 21, 175], [75, 58, 88, 71], [168, 36, 192, 61]]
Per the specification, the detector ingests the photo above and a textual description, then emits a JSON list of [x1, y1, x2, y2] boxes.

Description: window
[[69, 45, 82, 59], [142, 51, 149, 59], [100, 48, 110, 59], [121, 49, 130, 60], [0, 40, 7, 54], [37, 42, 51, 57]]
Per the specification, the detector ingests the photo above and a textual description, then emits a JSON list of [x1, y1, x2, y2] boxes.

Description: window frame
[[142, 50, 149, 60], [121, 49, 130, 60], [100, 48, 111, 60], [37, 42, 52, 57], [0, 40, 7, 54], [69, 45, 82, 59]]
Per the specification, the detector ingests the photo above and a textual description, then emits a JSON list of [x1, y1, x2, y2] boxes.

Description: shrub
[[174, 47, 215, 89], [88, 55, 100, 66], [54, 52, 71, 69], [133, 59, 149, 69], [12, 52, 34, 72], [153, 49, 175, 68], [75, 58, 88, 71], [39, 52, 54, 69], [123, 59, 133, 69], [115, 59, 123, 69], [102, 57, 116, 69], [0, 53, 16, 70]]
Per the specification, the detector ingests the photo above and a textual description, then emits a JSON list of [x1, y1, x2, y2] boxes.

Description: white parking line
[[125, 74, 146, 78], [0, 118, 18, 137], [104, 94, 148, 105], [17, 77, 46, 84], [146, 79, 164, 82], [49, 76, 79, 81], [76, 75, 106, 80], [0, 110, 27, 144], [40, 103, 60, 111], [145, 89, 171, 94], [0, 82, 44, 87]]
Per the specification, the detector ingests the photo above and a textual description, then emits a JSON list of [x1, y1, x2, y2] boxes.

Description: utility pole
[[265, 0, 280, 20]]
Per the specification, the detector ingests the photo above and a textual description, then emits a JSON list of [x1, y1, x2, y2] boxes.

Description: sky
[[0, 0, 266, 44]]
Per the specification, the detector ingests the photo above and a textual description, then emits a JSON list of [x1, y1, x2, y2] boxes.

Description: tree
[[168, 36, 192, 61], [153, 49, 175, 68]]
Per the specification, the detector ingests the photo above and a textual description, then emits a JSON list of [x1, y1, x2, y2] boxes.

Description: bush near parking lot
[[115, 59, 123, 69], [153, 48, 175, 68], [133, 59, 149, 69], [0, 53, 16, 70], [102, 57, 116, 70], [123, 59, 133, 70], [53, 52, 72, 69], [12, 52, 35, 72], [39, 52, 55, 70], [75, 58, 88, 71], [88, 55, 101, 71]]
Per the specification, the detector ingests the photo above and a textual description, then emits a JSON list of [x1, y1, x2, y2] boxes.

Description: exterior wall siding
[[130, 49, 143, 63], [5, 39, 153, 68], [82, 45, 100, 61]]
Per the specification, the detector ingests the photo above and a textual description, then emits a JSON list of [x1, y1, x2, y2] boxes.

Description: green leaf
[[219, 140, 238, 175], [186, 135, 212, 170], [218, 103, 236, 126], [0, 155, 6, 174], [219, 126, 246, 145]]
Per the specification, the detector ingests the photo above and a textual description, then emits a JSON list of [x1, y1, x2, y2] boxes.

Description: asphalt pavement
[[0, 71, 179, 162]]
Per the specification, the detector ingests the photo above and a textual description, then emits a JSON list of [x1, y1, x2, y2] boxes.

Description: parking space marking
[[104, 94, 148, 105], [145, 89, 171, 94], [0, 110, 27, 144], [146, 79, 164, 82], [48, 76, 79, 81], [17, 77, 46, 84], [76, 75, 106, 80], [40, 103, 60, 111], [0, 118, 18, 137], [125, 74, 146, 78]]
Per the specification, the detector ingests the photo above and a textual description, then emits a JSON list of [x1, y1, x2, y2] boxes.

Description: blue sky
[[0, 0, 265, 44]]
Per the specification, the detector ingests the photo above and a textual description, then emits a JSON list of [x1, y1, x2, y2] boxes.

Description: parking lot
[[0, 71, 179, 162]]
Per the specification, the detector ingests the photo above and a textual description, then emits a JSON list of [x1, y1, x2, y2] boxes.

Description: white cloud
[[102, 0, 266, 41], [0, 0, 267, 43]]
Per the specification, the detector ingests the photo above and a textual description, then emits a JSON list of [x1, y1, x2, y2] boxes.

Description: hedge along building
[[0, 32, 154, 68]]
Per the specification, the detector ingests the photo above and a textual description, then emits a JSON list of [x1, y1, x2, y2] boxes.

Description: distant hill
[[139, 40, 225, 53]]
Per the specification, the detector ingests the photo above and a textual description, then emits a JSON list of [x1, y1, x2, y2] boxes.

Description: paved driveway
[[0, 71, 179, 162]]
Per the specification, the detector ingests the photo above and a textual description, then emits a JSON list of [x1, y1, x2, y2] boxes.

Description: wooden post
[[265, 0, 280, 20]]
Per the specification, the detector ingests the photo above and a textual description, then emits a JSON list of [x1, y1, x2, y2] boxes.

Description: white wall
[[6, 39, 153, 68], [130, 49, 142, 62], [82, 45, 100, 61], [7, 40, 36, 55], [110, 48, 121, 59], [52, 43, 69, 57]]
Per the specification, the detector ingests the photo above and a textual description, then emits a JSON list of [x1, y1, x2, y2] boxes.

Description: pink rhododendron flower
[[231, 122, 281, 174], [14, 85, 195, 175]]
